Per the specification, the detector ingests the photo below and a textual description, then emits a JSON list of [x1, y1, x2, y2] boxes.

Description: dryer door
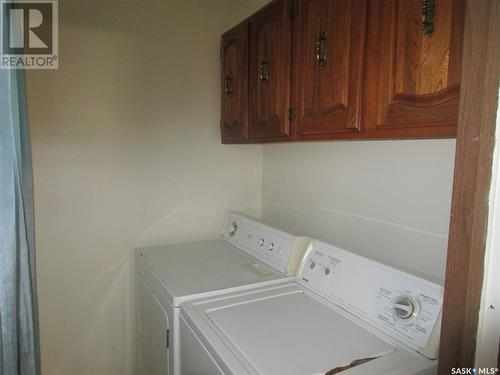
[[138, 275, 170, 374]]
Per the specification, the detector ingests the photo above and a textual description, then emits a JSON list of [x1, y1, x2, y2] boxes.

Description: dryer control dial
[[393, 296, 418, 322]]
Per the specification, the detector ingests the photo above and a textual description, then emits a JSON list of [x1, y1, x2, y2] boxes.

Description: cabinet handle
[[421, 0, 436, 37], [259, 55, 269, 82], [224, 74, 233, 96], [316, 31, 327, 69]]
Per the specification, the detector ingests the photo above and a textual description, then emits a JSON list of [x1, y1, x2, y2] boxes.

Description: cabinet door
[[294, 0, 368, 137], [364, 0, 465, 135], [221, 22, 248, 143], [249, 0, 292, 141]]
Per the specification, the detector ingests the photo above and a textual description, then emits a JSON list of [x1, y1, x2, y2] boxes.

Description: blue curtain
[[0, 4, 41, 374]]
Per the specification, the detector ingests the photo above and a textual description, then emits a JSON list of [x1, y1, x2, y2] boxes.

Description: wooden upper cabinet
[[363, 0, 465, 135], [248, 0, 293, 141], [220, 0, 465, 143], [293, 0, 368, 137], [220, 22, 248, 143]]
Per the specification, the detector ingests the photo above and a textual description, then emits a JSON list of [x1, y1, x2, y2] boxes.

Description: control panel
[[222, 213, 308, 276], [297, 241, 443, 358]]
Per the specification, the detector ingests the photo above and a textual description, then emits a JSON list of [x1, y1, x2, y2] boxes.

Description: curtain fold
[[0, 3, 41, 374]]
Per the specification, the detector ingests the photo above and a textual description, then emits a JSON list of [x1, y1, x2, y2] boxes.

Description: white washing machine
[[180, 240, 444, 374], [135, 212, 309, 375]]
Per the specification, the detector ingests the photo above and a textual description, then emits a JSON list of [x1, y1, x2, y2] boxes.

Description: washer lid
[[206, 291, 395, 375]]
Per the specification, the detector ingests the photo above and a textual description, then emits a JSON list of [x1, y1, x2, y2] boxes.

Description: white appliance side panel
[[137, 275, 169, 375], [180, 314, 223, 375], [297, 241, 443, 354]]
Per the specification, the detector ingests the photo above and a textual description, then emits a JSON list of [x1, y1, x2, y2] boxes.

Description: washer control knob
[[268, 242, 274, 251], [394, 296, 418, 321], [228, 222, 238, 237], [258, 238, 265, 247], [310, 261, 316, 269], [324, 267, 330, 276]]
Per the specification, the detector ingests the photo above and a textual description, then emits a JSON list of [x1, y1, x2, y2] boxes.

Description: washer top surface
[[138, 240, 284, 303], [204, 288, 395, 374], [181, 240, 443, 374]]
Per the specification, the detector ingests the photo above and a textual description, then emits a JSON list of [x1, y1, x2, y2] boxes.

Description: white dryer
[[180, 240, 444, 374], [135, 212, 309, 375]]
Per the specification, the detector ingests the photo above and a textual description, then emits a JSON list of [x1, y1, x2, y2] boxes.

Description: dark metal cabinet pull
[[224, 74, 233, 96], [316, 31, 327, 69], [422, 0, 436, 37], [259, 55, 269, 82]]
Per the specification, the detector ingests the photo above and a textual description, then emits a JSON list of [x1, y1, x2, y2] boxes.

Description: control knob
[[268, 242, 274, 251], [228, 222, 238, 237], [393, 296, 418, 322]]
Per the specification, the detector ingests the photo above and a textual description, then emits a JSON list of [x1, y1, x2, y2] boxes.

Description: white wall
[[262, 140, 456, 280], [27, 1, 266, 374]]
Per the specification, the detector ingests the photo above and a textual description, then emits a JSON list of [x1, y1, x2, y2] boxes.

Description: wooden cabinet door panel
[[364, 0, 465, 132], [294, 0, 367, 136], [221, 22, 248, 143], [249, 0, 292, 140]]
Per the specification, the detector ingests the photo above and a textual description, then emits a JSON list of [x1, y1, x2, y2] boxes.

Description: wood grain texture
[[220, 0, 466, 143], [394, 0, 452, 95], [363, 0, 465, 132], [248, 0, 292, 141], [220, 22, 249, 144], [293, 0, 367, 136], [438, 0, 500, 373]]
